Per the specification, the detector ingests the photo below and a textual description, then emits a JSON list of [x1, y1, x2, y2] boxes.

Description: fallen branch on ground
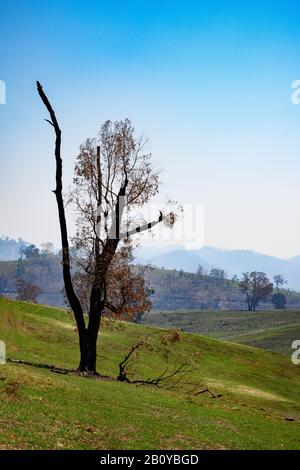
[[117, 333, 222, 398], [7, 358, 114, 380]]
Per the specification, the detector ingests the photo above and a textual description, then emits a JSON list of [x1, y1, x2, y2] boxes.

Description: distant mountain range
[[135, 245, 300, 291]]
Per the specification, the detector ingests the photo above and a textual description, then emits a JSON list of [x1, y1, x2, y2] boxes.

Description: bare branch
[[119, 211, 163, 239]]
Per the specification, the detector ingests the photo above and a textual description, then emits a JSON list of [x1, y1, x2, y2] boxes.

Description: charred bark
[[36, 82, 87, 369]]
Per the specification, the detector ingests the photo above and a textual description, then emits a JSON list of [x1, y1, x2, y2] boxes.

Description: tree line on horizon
[[0, 241, 290, 312], [196, 265, 287, 311]]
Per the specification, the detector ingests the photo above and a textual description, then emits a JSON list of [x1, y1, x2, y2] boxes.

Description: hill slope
[[143, 309, 300, 356], [0, 298, 300, 449]]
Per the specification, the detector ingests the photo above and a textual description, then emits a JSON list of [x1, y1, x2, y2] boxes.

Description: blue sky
[[1, 0, 300, 257]]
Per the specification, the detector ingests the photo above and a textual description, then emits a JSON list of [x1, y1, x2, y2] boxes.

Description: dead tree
[[37, 82, 176, 374]]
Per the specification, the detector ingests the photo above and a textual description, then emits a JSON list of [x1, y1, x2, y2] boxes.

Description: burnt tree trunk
[[37, 81, 87, 371], [78, 327, 101, 373], [78, 289, 105, 373], [82, 240, 119, 373]]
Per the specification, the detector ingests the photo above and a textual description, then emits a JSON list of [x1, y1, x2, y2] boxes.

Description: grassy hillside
[[0, 297, 300, 449], [143, 309, 300, 356]]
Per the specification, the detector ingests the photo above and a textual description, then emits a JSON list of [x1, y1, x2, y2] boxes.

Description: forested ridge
[[1, 252, 300, 311]]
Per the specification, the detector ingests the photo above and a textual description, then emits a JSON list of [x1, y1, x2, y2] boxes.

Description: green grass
[[0, 297, 300, 449], [143, 309, 300, 355]]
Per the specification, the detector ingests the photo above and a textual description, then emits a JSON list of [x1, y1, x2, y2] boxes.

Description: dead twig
[[193, 388, 223, 399]]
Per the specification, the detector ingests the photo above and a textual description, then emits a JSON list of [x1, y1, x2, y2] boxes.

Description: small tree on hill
[[239, 271, 273, 311], [197, 265, 204, 277], [23, 244, 40, 259], [273, 274, 287, 291], [40, 242, 55, 256], [271, 293, 287, 310], [16, 280, 41, 303], [209, 268, 226, 280]]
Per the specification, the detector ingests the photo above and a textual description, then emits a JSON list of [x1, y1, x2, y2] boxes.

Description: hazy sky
[[1, 0, 300, 258]]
